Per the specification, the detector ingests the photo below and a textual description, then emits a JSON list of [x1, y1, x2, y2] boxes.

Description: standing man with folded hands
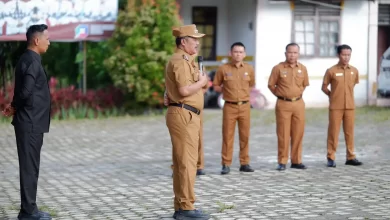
[[268, 43, 309, 171]]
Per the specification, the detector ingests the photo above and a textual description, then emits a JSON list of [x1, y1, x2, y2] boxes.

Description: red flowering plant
[[0, 83, 14, 121], [48, 77, 124, 119], [0, 77, 124, 121]]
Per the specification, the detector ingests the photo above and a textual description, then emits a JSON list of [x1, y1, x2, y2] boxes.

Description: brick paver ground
[[1, 107, 390, 220]]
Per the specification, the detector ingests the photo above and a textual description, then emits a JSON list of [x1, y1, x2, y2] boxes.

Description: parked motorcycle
[[204, 58, 268, 110], [203, 70, 220, 108], [217, 88, 268, 110]]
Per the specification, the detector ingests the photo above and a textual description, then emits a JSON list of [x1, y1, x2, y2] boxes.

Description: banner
[[0, 0, 118, 42]]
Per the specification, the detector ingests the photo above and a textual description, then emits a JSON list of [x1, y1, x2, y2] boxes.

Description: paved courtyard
[[1, 107, 390, 220]]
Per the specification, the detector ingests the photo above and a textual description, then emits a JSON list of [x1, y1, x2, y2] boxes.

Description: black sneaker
[[239, 164, 254, 172], [345, 158, 362, 166], [221, 165, 230, 175]]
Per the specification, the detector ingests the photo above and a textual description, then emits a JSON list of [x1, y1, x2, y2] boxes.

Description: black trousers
[[15, 129, 44, 215]]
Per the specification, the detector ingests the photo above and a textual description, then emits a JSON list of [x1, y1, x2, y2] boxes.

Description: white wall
[[179, 0, 256, 65], [255, 0, 369, 108], [341, 0, 369, 107], [180, 0, 229, 59], [226, 0, 256, 59], [367, 0, 379, 105]]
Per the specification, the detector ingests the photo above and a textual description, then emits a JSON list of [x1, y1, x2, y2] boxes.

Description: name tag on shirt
[[335, 73, 343, 76]]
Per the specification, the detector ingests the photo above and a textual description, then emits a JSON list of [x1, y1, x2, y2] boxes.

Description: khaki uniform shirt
[[165, 49, 204, 110], [268, 62, 309, 99], [213, 62, 255, 102], [322, 64, 359, 110]]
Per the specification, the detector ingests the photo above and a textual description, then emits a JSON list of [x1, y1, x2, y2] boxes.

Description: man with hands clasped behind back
[[321, 44, 363, 168]]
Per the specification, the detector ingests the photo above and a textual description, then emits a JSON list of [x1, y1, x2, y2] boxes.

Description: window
[[192, 7, 217, 61], [292, 0, 341, 57], [378, 4, 390, 26]]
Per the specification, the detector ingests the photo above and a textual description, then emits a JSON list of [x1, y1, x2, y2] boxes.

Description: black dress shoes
[[18, 211, 52, 220], [176, 209, 210, 219], [173, 211, 178, 219], [327, 158, 336, 167], [239, 164, 254, 172], [276, 164, 286, 171], [291, 163, 307, 169], [345, 158, 363, 166], [196, 169, 206, 175], [221, 165, 230, 175]]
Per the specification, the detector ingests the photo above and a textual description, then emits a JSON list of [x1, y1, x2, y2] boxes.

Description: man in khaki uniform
[[213, 42, 255, 175], [268, 43, 309, 171], [322, 44, 363, 167], [165, 67, 208, 176], [165, 24, 210, 219]]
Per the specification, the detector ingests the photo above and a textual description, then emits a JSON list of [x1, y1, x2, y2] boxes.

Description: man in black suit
[[2, 24, 52, 220]]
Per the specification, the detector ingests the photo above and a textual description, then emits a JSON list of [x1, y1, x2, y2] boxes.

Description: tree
[[104, 0, 182, 109]]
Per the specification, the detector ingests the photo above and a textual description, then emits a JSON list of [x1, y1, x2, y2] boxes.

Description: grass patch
[[8, 204, 19, 211], [39, 206, 58, 217], [8, 204, 58, 217], [216, 201, 235, 213]]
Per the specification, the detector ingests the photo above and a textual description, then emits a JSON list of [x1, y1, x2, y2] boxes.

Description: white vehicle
[[378, 46, 390, 98]]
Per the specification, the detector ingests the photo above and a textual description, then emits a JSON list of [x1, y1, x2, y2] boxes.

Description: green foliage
[[104, 0, 182, 109], [41, 42, 80, 86], [51, 106, 124, 120], [84, 42, 113, 89]]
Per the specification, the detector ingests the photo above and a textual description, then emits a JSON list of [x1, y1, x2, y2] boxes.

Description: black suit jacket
[[11, 49, 51, 133]]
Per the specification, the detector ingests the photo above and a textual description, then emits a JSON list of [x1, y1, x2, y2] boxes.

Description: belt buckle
[[237, 101, 243, 105], [291, 97, 297, 101]]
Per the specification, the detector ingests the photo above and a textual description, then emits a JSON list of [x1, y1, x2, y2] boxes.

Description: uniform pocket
[[224, 76, 234, 81], [25, 95, 34, 108], [192, 69, 199, 82], [241, 76, 250, 89], [349, 72, 356, 86], [223, 76, 234, 87], [279, 70, 289, 82], [333, 73, 344, 85], [295, 75, 304, 87], [182, 110, 193, 125]]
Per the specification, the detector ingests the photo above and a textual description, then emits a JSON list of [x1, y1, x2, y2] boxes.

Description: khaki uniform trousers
[[197, 111, 205, 169], [166, 107, 200, 211], [171, 111, 204, 170], [275, 99, 305, 165], [222, 102, 251, 166], [327, 109, 356, 160]]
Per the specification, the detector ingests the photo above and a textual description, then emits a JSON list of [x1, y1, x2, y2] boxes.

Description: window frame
[[192, 6, 218, 61], [292, 5, 342, 58]]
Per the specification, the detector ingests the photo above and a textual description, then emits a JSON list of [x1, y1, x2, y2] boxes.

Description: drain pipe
[[367, 1, 371, 105], [367, 0, 378, 106]]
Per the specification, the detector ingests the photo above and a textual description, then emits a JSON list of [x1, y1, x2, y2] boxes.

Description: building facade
[[177, 0, 390, 108]]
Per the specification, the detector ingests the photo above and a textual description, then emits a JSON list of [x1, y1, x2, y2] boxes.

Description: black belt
[[277, 96, 301, 102], [225, 101, 249, 105], [168, 103, 201, 115]]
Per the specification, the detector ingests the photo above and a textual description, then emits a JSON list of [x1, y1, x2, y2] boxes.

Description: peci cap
[[172, 24, 205, 38]]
